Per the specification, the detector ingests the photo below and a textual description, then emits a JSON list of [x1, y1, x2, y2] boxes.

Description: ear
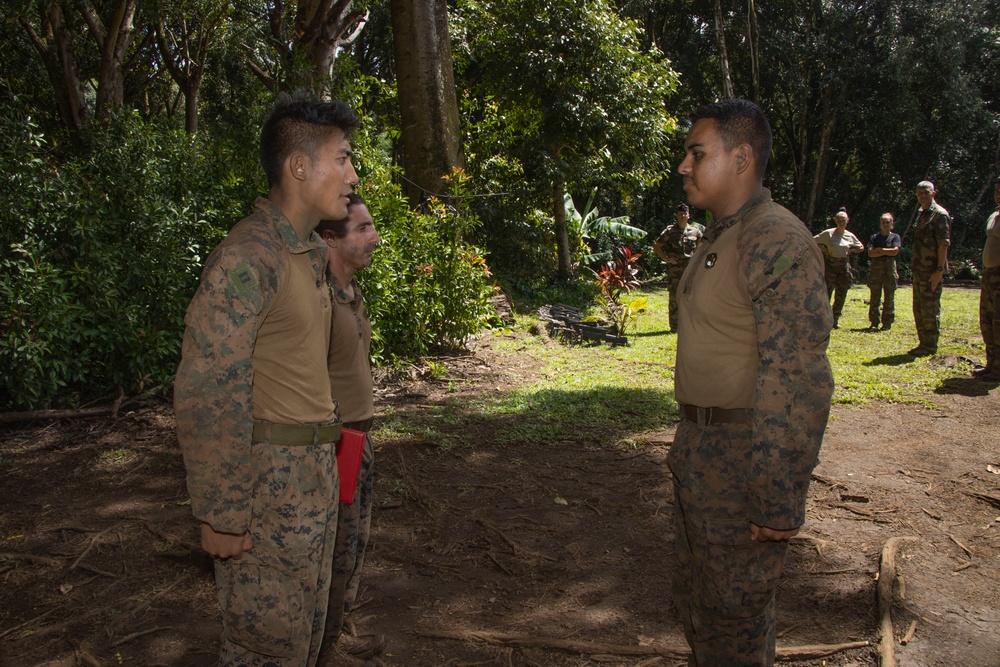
[[287, 152, 309, 183], [734, 145, 753, 175], [320, 229, 336, 246]]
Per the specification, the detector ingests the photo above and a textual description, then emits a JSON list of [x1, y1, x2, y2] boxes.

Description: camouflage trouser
[[668, 420, 789, 667], [217, 439, 340, 667], [823, 258, 851, 320], [322, 423, 375, 649], [867, 263, 897, 327], [666, 267, 686, 331], [980, 267, 1000, 371], [912, 271, 943, 350]]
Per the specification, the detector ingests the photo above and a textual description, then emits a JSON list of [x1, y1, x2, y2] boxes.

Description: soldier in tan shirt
[[317, 195, 382, 667], [175, 92, 360, 667], [671, 99, 834, 666]]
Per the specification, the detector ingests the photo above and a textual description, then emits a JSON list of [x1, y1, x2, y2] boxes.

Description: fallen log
[[0, 397, 138, 425], [417, 628, 869, 662], [877, 536, 919, 667]]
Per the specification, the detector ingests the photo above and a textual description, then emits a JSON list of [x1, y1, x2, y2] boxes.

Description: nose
[[347, 161, 359, 185], [678, 154, 692, 175]]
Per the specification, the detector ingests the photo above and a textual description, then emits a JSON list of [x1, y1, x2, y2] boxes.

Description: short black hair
[[259, 91, 359, 189], [689, 99, 772, 180], [316, 193, 367, 239], [676, 203, 690, 213]]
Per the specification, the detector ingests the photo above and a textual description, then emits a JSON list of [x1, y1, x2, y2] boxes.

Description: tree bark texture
[[19, 2, 88, 136], [713, 0, 734, 98], [390, 0, 464, 207], [79, 0, 138, 120], [554, 179, 572, 280], [295, 0, 367, 90]]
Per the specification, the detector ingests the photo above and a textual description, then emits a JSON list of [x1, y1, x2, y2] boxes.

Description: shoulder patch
[[769, 253, 795, 281], [225, 262, 260, 294]]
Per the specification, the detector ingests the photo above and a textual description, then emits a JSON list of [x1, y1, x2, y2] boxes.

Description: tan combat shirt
[[984, 210, 1000, 270], [174, 197, 336, 533], [676, 189, 835, 528], [327, 277, 374, 423]]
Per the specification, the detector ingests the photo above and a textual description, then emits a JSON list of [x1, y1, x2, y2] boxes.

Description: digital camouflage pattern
[[981, 267, 1000, 373], [175, 197, 341, 667], [909, 202, 951, 275], [670, 190, 833, 665], [821, 256, 852, 322], [323, 427, 375, 651], [867, 231, 900, 328], [671, 423, 787, 667], [217, 438, 339, 666], [909, 202, 950, 351], [656, 224, 703, 329], [321, 276, 377, 653]]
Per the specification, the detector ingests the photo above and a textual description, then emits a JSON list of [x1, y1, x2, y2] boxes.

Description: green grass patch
[[373, 283, 985, 447]]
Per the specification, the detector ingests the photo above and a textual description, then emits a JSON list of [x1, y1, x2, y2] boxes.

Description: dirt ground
[[1, 331, 999, 667]]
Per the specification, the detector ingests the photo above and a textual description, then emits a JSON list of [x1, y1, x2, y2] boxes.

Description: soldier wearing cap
[[908, 180, 951, 356], [175, 91, 359, 667], [654, 203, 703, 331], [672, 99, 833, 666]]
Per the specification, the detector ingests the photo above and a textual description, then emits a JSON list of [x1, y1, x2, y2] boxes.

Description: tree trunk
[[390, 0, 464, 207], [295, 0, 367, 93], [713, 0, 734, 98], [79, 0, 138, 120], [747, 0, 760, 103], [554, 178, 572, 280], [184, 77, 200, 133], [19, 2, 88, 137], [805, 83, 837, 229]]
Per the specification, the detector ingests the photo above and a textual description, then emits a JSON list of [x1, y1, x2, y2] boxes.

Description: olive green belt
[[678, 403, 752, 427], [252, 420, 342, 446]]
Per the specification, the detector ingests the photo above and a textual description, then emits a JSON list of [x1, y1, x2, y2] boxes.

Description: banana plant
[[565, 188, 647, 266]]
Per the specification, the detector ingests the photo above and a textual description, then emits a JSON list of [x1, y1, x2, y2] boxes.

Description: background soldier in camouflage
[[174, 92, 359, 667], [672, 99, 834, 666], [975, 178, 1000, 381], [317, 195, 383, 667], [866, 212, 901, 330], [908, 181, 951, 356], [813, 208, 864, 329], [653, 203, 703, 332]]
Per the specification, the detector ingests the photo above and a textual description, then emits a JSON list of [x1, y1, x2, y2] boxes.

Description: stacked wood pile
[[538, 304, 628, 346]]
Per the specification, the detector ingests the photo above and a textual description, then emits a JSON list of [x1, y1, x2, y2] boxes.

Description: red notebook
[[336, 428, 366, 504]]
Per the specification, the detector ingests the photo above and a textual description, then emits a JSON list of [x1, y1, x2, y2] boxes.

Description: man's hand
[[750, 522, 799, 542], [929, 271, 943, 291], [200, 523, 253, 559]]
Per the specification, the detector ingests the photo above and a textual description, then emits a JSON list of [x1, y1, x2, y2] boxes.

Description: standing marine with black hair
[[671, 98, 833, 666], [175, 91, 360, 667], [653, 203, 704, 332]]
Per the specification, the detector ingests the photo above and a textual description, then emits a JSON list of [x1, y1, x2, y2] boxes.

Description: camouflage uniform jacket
[[656, 223, 704, 263], [677, 189, 834, 529], [910, 202, 951, 275], [174, 197, 336, 534]]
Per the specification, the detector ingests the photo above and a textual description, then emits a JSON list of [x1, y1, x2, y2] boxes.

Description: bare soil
[[1, 332, 999, 667]]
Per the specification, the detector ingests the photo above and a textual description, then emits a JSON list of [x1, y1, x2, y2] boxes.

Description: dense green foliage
[[3, 0, 1000, 409], [0, 103, 254, 408]]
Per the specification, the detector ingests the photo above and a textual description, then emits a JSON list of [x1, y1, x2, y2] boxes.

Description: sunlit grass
[[373, 283, 984, 446]]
